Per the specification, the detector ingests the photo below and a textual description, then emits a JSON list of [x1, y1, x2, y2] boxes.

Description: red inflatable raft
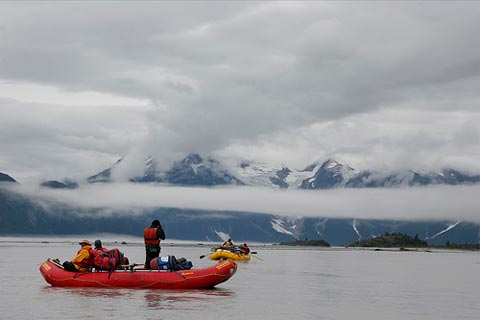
[[39, 258, 237, 289]]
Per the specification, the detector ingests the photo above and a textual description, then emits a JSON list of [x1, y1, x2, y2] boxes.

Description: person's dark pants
[[63, 261, 79, 272], [145, 246, 160, 269]]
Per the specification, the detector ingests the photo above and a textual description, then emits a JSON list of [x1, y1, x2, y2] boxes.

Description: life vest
[[75, 247, 93, 270], [240, 245, 250, 254], [88, 247, 107, 259], [144, 227, 160, 247]]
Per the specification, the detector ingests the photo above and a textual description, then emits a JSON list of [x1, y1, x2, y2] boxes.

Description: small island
[[279, 239, 331, 247], [443, 241, 480, 250], [349, 232, 428, 248]]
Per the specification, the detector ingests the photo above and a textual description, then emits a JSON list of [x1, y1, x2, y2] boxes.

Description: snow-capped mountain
[[84, 153, 480, 189], [345, 168, 480, 188], [88, 153, 243, 186], [162, 154, 243, 186], [299, 159, 356, 189], [235, 159, 357, 189], [233, 162, 291, 188], [233, 158, 480, 189], [0, 172, 17, 183], [87, 158, 123, 183], [130, 156, 163, 183], [1, 170, 479, 244]]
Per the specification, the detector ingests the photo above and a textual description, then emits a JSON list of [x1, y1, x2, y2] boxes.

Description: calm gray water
[[1, 237, 479, 320]]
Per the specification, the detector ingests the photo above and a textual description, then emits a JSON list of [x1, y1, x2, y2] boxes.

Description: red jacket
[[240, 245, 250, 254]]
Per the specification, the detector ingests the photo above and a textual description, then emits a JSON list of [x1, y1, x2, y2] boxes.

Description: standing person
[[63, 240, 93, 272], [144, 219, 166, 269]]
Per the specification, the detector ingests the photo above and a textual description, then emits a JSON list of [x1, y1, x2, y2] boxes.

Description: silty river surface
[[1, 236, 479, 320]]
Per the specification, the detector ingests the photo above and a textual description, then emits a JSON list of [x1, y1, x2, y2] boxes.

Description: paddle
[[119, 263, 144, 270], [250, 253, 263, 261], [120, 263, 144, 267]]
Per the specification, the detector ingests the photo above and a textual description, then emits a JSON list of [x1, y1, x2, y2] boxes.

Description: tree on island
[[349, 232, 428, 248], [279, 238, 331, 247], [444, 241, 480, 250]]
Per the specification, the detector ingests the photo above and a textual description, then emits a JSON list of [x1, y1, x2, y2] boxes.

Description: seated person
[[63, 240, 93, 272], [239, 243, 250, 254], [93, 239, 108, 252]]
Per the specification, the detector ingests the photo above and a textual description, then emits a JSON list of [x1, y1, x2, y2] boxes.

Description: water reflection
[[41, 286, 133, 299], [40, 286, 235, 311], [144, 288, 235, 310]]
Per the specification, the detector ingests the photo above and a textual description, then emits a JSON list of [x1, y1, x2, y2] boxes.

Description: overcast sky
[[1, 1, 480, 224], [1, 2, 480, 182]]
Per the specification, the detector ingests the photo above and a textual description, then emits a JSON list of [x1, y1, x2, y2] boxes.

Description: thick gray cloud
[[1, 2, 480, 182], [11, 183, 480, 223]]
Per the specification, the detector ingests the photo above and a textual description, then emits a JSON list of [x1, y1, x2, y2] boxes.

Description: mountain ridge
[[77, 153, 480, 190], [0, 184, 478, 245], [0, 170, 479, 245], [0, 172, 17, 183]]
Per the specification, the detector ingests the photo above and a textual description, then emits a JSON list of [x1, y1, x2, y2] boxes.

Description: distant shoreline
[[1, 237, 477, 253]]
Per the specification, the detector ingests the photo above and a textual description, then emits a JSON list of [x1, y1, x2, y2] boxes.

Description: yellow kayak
[[210, 249, 251, 261]]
